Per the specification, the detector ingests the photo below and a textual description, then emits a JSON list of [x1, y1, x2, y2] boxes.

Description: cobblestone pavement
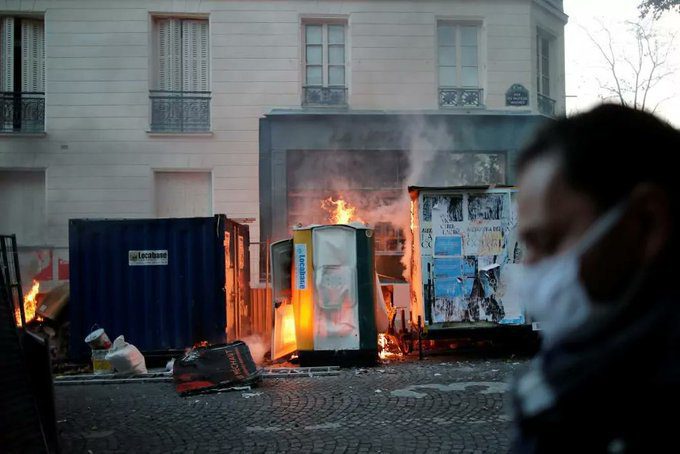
[[55, 356, 527, 453]]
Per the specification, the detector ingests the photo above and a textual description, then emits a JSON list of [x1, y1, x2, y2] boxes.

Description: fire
[[378, 333, 398, 360], [321, 197, 364, 225], [282, 310, 297, 345], [14, 280, 42, 327]]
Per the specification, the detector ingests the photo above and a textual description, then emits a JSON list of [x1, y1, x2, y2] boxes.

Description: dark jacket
[[511, 271, 680, 453]]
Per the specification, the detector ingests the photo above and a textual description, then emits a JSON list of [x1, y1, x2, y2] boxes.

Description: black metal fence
[[302, 86, 348, 106], [0, 234, 57, 453], [439, 87, 483, 108], [0, 235, 25, 326], [0, 92, 45, 133], [149, 90, 211, 132]]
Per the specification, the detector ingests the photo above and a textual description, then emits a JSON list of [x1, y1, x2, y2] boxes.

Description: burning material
[[321, 197, 364, 225], [173, 341, 261, 395], [14, 280, 42, 327], [378, 333, 402, 360], [282, 311, 296, 345]]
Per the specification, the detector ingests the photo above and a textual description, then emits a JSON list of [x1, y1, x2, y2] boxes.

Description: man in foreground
[[510, 104, 680, 452]]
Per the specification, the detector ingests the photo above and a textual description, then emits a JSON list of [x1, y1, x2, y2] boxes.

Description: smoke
[[286, 115, 505, 281], [397, 117, 455, 280], [242, 334, 268, 365]]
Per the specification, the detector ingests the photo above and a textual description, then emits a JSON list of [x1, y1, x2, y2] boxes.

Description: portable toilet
[[281, 223, 378, 365]]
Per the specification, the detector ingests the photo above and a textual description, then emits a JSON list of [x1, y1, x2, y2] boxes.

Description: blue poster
[[434, 235, 463, 257], [462, 256, 477, 276], [434, 257, 463, 299], [435, 277, 463, 298], [434, 257, 462, 279], [463, 277, 475, 297]]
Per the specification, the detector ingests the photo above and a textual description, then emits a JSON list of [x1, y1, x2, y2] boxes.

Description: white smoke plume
[[285, 115, 465, 281], [242, 334, 269, 365]]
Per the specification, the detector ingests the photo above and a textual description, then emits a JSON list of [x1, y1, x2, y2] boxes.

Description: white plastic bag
[[105, 335, 147, 375]]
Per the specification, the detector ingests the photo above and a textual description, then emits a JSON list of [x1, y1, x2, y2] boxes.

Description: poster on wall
[[465, 225, 503, 256], [419, 189, 526, 325], [431, 195, 464, 238], [433, 257, 462, 297], [434, 235, 462, 257]]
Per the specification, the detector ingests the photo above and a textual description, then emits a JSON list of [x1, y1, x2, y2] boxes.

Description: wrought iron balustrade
[[439, 87, 483, 108], [302, 86, 347, 107], [150, 91, 211, 132], [0, 92, 45, 133]]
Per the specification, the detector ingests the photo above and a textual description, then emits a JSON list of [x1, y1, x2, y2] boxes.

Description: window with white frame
[[150, 17, 210, 132], [536, 32, 555, 116], [302, 21, 347, 106], [537, 35, 550, 97], [437, 22, 482, 107], [0, 16, 44, 133]]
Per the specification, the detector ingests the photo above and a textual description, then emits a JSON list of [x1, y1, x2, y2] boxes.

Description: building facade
[[0, 0, 566, 288]]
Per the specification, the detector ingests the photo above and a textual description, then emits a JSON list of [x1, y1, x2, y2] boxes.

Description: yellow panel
[[292, 229, 314, 351]]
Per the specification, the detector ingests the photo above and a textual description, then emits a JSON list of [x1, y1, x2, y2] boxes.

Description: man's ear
[[629, 183, 672, 264]]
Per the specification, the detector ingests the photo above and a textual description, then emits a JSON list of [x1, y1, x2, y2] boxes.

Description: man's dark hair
[[517, 104, 680, 213]]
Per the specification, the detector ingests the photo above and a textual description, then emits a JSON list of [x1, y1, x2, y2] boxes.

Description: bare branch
[[585, 16, 676, 112], [581, 21, 628, 106], [651, 95, 676, 114]]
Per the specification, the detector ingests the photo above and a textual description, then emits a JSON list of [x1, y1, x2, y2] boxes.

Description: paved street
[[55, 356, 526, 453]]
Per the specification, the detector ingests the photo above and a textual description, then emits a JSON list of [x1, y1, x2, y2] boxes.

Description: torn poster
[[434, 235, 463, 257]]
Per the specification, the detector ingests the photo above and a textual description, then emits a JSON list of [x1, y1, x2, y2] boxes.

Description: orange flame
[[378, 333, 399, 360], [14, 280, 42, 327], [321, 197, 364, 225], [282, 310, 297, 345]]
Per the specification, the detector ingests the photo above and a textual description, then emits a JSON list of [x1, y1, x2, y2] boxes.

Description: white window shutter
[[21, 20, 44, 92], [157, 18, 181, 91], [182, 20, 209, 92], [0, 17, 14, 92]]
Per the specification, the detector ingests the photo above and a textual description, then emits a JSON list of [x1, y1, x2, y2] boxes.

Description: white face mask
[[510, 202, 626, 348]]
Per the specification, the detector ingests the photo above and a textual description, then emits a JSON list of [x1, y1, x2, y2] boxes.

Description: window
[[0, 17, 44, 133], [150, 18, 210, 132], [437, 22, 482, 107], [537, 32, 555, 116], [302, 22, 347, 106], [537, 35, 550, 97]]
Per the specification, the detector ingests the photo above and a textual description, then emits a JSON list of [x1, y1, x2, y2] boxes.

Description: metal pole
[[417, 315, 423, 361], [265, 238, 271, 339]]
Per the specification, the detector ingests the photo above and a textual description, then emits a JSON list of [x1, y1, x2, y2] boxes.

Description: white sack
[[105, 335, 147, 375]]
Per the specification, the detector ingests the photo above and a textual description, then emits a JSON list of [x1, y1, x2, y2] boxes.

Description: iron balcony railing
[[439, 87, 483, 108], [538, 93, 556, 117], [0, 92, 45, 133], [149, 90, 211, 133], [302, 86, 348, 107]]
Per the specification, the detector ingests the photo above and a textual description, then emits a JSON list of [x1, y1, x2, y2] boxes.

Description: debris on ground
[[242, 392, 263, 399], [172, 340, 261, 396], [84, 327, 112, 350], [54, 366, 339, 386], [261, 366, 339, 378]]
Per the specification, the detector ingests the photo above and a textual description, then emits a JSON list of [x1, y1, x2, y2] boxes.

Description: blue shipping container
[[69, 215, 250, 360]]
